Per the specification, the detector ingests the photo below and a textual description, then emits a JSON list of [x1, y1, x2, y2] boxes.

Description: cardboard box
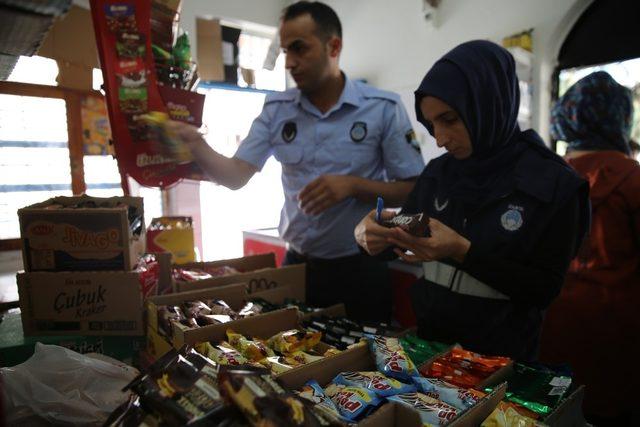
[[543, 385, 586, 427], [0, 310, 143, 367], [174, 253, 305, 301], [145, 324, 173, 361], [277, 343, 506, 426], [196, 18, 224, 81], [18, 195, 145, 272], [146, 216, 196, 264], [248, 283, 345, 320], [17, 271, 145, 336]]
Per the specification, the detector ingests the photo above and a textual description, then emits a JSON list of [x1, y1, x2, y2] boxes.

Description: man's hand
[[387, 218, 471, 263], [354, 209, 396, 255], [165, 120, 207, 153], [298, 175, 355, 215]]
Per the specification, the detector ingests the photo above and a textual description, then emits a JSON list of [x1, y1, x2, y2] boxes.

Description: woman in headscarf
[[540, 71, 640, 426], [354, 40, 590, 361]]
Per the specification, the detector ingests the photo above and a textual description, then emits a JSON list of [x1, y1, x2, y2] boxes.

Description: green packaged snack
[[173, 33, 192, 71], [118, 87, 147, 114], [487, 363, 572, 415], [399, 334, 449, 366]]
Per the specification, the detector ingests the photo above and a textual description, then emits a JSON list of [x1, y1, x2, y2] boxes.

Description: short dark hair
[[282, 1, 342, 40]]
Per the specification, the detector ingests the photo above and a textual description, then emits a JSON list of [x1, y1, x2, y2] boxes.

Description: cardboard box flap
[[277, 343, 372, 390], [176, 253, 276, 271], [543, 385, 586, 427], [175, 263, 306, 301]]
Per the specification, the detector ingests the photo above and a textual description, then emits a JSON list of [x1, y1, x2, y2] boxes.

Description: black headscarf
[[414, 40, 575, 207], [414, 40, 590, 256]]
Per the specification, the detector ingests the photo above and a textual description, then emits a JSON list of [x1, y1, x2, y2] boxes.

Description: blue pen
[[375, 196, 384, 223]]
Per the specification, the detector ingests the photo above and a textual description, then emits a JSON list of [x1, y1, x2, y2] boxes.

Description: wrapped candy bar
[[203, 265, 240, 277], [226, 330, 275, 362], [260, 356, 297, 374], [194, 314, 233, 326], [334, 371, 416, 397], [324, 382, 382, 422], [173, 267, 213, 283], [267, 329, 322, 354], [129, 349, 226, 425], [218, 365, 339, 426], [413, 377, 480, 410], [367, 335, 419, 382], [282, 351, 324, 366], [182, 300, 212, 318], [422, 360, 484, 389], [196, 342, 249, 366], [142, 111, 193, 163], [238, 301, 263, 318], [297, 380, 346, 424], [382, 212, 430, 237], [157, 305, 186, 337], [207, 299, 238, 317], [387, 392, 459, 426]]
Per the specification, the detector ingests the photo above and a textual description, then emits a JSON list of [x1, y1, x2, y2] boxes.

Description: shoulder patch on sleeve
[[264, 89, 298, 104]]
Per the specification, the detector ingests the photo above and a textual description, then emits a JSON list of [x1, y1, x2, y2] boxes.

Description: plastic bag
[[1, 343, 138, 426]]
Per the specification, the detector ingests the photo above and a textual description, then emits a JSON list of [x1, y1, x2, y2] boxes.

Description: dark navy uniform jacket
[[388, 41, 590, 360], [402, 142, 587, 360]]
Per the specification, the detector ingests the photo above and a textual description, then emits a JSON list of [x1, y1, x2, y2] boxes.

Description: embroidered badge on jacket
[[501, 205, 524, 231]]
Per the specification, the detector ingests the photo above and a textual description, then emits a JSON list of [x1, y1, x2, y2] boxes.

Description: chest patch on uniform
[[434, 197, 449, 212], [501, 206, 524, 231], [350, 121, 367, 142], [282, 121, 297, 143]]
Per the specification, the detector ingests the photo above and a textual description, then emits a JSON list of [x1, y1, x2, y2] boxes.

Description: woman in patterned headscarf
[[541, 71, 640, 426]]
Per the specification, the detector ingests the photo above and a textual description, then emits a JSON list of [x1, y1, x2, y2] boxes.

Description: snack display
[[382, 212, 430, 237], [297, 380, 346, 423]]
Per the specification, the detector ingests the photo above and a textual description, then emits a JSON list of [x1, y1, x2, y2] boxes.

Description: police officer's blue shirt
[[234, 75, 425, 259]]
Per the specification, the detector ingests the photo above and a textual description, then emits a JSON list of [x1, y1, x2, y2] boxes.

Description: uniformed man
[[171, 1, 424, 322]]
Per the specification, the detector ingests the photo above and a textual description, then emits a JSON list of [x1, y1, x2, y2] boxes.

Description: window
[[197, 86, 284, 261], [0, 95, 71, 239], [556, 58, 640, 160]]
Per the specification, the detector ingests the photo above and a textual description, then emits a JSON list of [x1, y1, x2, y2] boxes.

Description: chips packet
[[324, 382, 382, 422], [413, 377, 480, 410], [334, 371, 416, 398], [367, 334, 419, 382]]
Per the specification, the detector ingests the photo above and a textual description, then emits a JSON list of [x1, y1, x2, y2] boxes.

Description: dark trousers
[[283, 250, 391, 323]]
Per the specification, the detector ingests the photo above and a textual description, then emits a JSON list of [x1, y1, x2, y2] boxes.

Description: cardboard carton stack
[[15, 195, 147, 338]]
